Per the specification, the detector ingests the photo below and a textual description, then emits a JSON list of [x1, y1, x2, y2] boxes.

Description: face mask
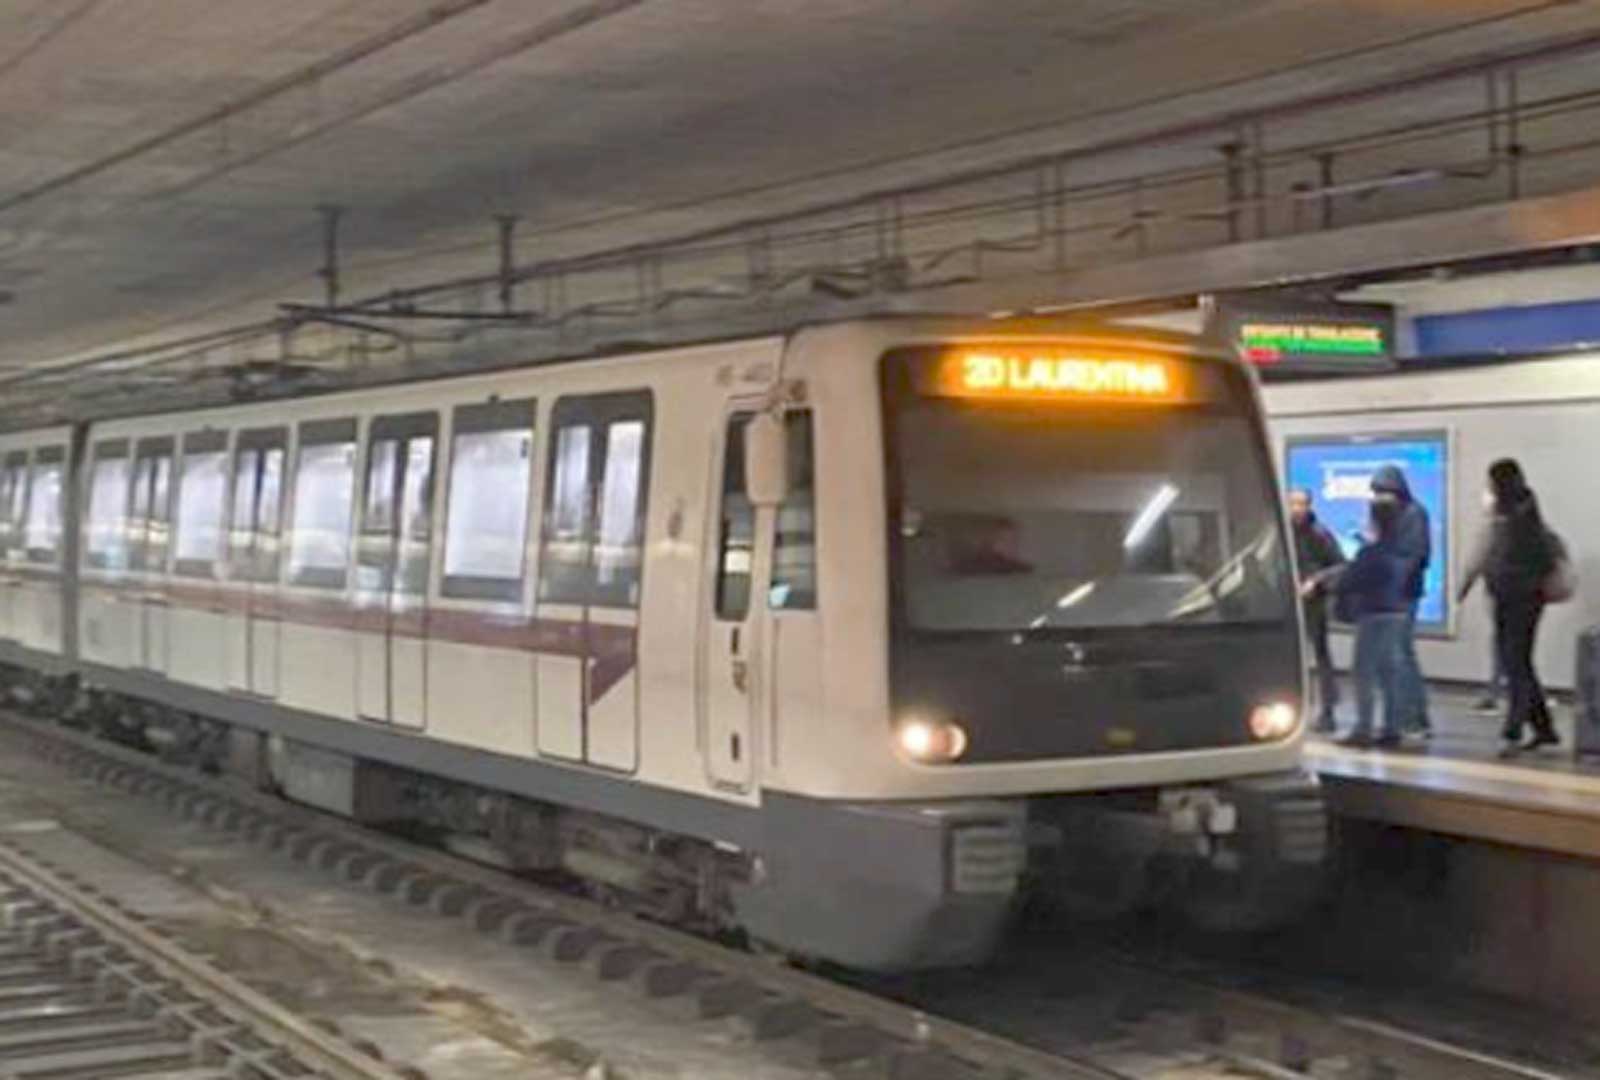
[[1482, 490, 1497, 512]]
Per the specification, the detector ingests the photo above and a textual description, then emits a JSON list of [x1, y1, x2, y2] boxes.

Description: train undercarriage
[[0, 663, 1330, 969]]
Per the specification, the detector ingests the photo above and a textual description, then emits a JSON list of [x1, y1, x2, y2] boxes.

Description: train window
[[442, 399, 535, 602], [130, 440, 175, 574], [359, 412, 438, 596], [85, 441, 132, 572], [259, 447, 285, 546], [714, 415, 754, 620], [228, 430, 288, 583], [174, 433, 229, 578], [23, 449, 64, 565], [396, 436, 435, 595], [288, 420, 357, 589], [0, 452, 26, 558], [363, 440, 399, 537], [228, 449, 260, 573], [769, 411, 817, 611], [538, 392, 653, 609], [539, 424, 592, 605], [594, 419, 645, 602]]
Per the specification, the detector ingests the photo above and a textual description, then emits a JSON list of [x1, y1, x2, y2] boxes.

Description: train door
[[535, 392, 651, 771], [129, 438, 174, 673], [701, 407, 762, 790], [226, 429, 287, 697], [355, 413, 437, 729]]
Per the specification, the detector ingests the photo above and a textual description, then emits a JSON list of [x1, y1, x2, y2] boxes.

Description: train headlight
[[1249, 702, 1299, 741], [897, 718, 969, 763]]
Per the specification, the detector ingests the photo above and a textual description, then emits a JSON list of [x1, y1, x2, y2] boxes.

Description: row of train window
[[0, 396, 817, 613]]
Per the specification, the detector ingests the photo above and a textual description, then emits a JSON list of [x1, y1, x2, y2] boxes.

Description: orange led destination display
[[928, 349, 1190, 404]]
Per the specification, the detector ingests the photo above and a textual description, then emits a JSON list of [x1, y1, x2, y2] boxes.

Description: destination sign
[[918, 348, 1196, 404]]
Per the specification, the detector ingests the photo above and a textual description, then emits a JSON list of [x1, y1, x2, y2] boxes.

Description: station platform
[[1309, 686, 1600, 859]]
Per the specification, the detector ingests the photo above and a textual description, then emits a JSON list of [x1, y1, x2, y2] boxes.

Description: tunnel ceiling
[[0, 0, 1597, 380]]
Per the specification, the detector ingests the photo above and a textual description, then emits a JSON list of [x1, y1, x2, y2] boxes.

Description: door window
[[539, 425, 592, 604], [175, 439, 228, 577], [229, 431, 289, 584], [0, 453, 25, 560], [397, 436, 435, 595], [358, 413, 438, 595], [442, 399, 536, 601], [23, 450, 64, 566], [129, 443, 175, 574], [537, 392, 653, 609], [714, 415, 755, 620], [770, 411, 817, 611], [288, 422, 357, 589], [86, 443, 132, 571]]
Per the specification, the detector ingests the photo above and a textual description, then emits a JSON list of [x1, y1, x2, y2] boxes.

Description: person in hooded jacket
[[1288, 488, 1346, 732], [1476, 459, 1560, 755], [1370, 465, 1433, 738], [1332, 499, 1410, 748]]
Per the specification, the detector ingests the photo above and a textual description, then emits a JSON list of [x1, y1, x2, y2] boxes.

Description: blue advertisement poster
[[1284, 432, 1451, 630]]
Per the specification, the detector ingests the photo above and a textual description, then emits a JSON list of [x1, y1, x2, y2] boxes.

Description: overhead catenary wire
[[0, 0, 503, 220], [9, 25, 1600, 426]]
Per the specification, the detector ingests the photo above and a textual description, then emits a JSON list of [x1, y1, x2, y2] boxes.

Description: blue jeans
[[1396, 603, 1432, 732], [1352, 613, 1407, 739]]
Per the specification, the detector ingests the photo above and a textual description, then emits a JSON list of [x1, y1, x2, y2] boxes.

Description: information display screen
[[1283, 432, 1451, 630], [1211, 298, 1395, 372]]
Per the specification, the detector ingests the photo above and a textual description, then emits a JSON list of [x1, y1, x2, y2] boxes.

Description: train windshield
[[883, 347, 1294, 634]]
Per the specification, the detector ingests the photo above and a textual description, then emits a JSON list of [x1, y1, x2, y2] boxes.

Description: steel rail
[[0, 835, 407, 1079], [0, 708, 1582, 1079]]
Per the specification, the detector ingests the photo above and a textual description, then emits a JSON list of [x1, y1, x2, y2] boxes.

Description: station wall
[[1263, 351, 1600, 690]]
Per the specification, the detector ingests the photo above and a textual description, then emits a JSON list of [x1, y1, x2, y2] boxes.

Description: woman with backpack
[[1469, 459, 1569, 756]]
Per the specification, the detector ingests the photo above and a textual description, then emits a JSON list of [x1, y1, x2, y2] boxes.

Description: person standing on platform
[[1370, 466, 1433, 739], [1459, 488, 1508, 713], [1333, 500, 1410, 749], [1479, 459, 1561, 756], [1288, 488, 1346, 732]]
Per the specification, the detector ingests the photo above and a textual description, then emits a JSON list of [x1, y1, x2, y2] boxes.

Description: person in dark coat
[[1459, 489, 1508, 712], [1370, 465, 1433, 737], [1477, 459, 1560, 754], [1288, 488, 1346, 732], [1333, 500, 1411, 748]]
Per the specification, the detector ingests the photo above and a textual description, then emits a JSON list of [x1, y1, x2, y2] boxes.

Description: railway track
[[0, 708, 1576, 1080], [0, 826, 404, 1078]]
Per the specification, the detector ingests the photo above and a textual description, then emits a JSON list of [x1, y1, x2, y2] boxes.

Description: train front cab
[[731, 322, 1328, 970]]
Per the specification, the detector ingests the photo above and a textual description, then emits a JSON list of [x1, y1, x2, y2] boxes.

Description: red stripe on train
[[78, 579, 638, 703]]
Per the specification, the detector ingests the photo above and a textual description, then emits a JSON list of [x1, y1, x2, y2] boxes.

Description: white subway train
[[0, 318, 1326, 971]]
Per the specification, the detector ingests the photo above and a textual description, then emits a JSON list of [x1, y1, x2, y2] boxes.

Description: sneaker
[[1313, 715, 1338, 735], [1523, 731, 1560, 752], [1474, 695, 1500, 713], [1497, 739, 1524, 759], [1336, 733, 1374, 749], [1374, 732, 1403, 749]]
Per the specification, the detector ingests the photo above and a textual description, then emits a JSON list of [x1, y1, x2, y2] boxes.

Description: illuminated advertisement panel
[[1283, 431, 1451, 631]]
